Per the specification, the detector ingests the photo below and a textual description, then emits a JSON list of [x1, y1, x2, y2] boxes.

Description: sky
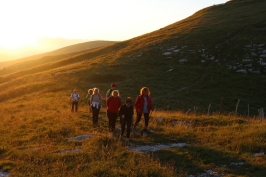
[[0, 0, 227, 61]]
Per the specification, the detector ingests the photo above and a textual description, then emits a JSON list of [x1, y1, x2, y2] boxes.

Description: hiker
[[106, 90, 122, 137], [85, 89, 93, 113], [90, 88, 102, 125], [132, 87, 153, 136], [106, 83, 120, 99], [118, 97, 134, 142], [70, 89, 80, 112]]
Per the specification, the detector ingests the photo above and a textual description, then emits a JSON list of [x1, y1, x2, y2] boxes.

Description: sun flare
[[0, 35, 38, 50]]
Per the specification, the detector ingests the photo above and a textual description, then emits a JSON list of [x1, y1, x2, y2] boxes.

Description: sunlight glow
[[0, 35, 38, 50], [0, 0, 227, 61]]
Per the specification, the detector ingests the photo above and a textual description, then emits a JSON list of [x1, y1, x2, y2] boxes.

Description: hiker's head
[[88, 89, 93, 94], [111, 83, 116, 89], [73, 89, 77, 93], [93, 88, 99, 94], [125, 97, 132, 107], [140, 87, 150, 96], [112, 90, 119, 97]]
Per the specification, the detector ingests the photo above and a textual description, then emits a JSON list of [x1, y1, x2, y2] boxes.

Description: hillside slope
[[0, 0, 266, 115]]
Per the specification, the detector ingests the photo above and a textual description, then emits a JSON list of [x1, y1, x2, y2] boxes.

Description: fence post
[[194, 106, 198, 116], [207, 103, 211, 116], [235, 99, 240, 116], [260, 108, 264, 122], [248, 104, 250, 122], [185, 109, 191, 115], [219, 98, 223, 114]]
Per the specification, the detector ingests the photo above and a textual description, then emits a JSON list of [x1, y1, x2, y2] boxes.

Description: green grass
[[1, 99, 266, 176]]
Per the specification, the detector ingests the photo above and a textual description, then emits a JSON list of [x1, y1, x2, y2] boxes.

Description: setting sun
[[0, 34, 38, 50]]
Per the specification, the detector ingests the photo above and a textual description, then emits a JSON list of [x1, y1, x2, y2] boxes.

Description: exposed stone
[[127, 143, 187, 153], [236, 69, 247, 74], [245, 64, 252, 67], [230, 162, 244, 166], [0, 170, 9, 177], [162, 52, 172, 56], [242, 59, 251, 62], [179, 59, 188, 63], [248, 69, 260, 74], [68, 134, 93, 141], [209, 56, 215, 60], [253, 152, 264, 156], [251, 52, 257, 57]]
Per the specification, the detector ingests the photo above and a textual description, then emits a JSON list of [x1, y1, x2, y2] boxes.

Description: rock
[[258, 44, 265, 47], [236, 69, 247, 74], [209, 56, 215, 60], [68, 134, 93, 141], [251, 52, 257, 56], [242, 59, 251, 62], [179, 59, 187, 63], [248, 69, 260, 74], [253, 152, 264, 156], [162, 52, 172, 56]]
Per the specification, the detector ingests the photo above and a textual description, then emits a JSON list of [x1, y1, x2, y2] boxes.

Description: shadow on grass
[[154, 145, 266, 177]]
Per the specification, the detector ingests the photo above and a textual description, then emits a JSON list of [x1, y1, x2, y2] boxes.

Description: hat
[[111, 83, 116, 88]]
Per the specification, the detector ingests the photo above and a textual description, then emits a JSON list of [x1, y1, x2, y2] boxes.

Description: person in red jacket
[[106, 90, 122, 137], [132, 87, 153, 136]]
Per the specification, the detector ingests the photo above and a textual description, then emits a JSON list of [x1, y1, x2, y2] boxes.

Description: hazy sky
[[0, 0, 227, 51]]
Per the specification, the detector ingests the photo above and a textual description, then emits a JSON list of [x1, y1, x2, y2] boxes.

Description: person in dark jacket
[[106, 90, 122, 137], [118, 97, 134, 142], [132, 87, 153, 136]]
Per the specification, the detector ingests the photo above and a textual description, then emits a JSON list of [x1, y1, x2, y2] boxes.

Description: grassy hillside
[[1, 0, 265, 114], [0, 0, 266, 176]]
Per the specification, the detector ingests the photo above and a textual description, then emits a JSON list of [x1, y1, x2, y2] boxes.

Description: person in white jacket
[[90, 88, 102, 125], [70, 89, 80, 112]]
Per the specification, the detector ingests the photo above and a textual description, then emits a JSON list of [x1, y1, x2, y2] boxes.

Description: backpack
[[106, 89, 114, 98]]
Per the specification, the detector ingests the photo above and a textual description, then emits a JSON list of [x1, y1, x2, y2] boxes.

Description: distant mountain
[[0, 37, 86, 62], [0, 40, 117, 70]]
